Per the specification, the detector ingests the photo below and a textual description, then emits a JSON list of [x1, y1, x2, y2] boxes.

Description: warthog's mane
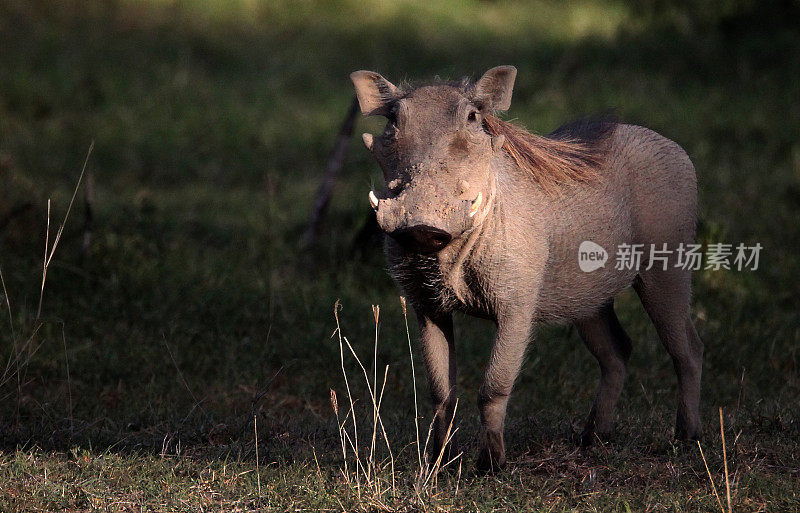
[[482, 114, 617, 194]]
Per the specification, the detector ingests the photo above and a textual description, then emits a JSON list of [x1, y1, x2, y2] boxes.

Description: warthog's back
[[534, 124, 697, 322]]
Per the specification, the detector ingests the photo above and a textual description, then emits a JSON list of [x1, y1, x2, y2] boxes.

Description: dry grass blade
[[420, 399, 461, 491], [330, 388, 347, 481], [0, 267, 15, 339], [0, 266, 19, 387], [0, 142, 94, 427], [401, 296, 423, 473], [720, 407, 732, 513], [697, 440, 725, 513], [375, 364, 396, 493], [0, 322, 44, 398], [37, 199, 51, 321], [162, 333, 208, 422], [370, 305, 379, 482], [333, 300, 361, 492], [36, 141, 94, 320], [341, 334, 396, 493], [254, 413, 262, 496], [329, 299, 470, 508]]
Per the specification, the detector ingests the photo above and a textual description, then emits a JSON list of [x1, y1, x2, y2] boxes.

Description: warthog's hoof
[[675, 423, 702, 442], [580, 425, 615, 447], [476, 430, 505, 474], [580, 429, 597, 448]]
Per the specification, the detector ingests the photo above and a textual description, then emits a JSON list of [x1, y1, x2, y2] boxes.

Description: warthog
[[351, 66, 703, 472]]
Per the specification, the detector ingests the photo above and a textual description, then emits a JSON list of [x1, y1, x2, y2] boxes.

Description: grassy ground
[[1, 0, 799, 510]]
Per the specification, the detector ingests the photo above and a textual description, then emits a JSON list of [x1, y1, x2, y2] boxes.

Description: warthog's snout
[[389, 225, 452, 254], [369, 189, 481, 254]]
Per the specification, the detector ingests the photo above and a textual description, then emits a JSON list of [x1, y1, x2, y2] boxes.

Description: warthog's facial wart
[[351, 66, 517, 254]]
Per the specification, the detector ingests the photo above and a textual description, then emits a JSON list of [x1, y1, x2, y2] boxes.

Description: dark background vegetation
[[0, 0, 798, 510]]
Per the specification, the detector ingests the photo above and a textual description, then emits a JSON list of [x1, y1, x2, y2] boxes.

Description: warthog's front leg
[[416, 310, 457, 463], [477, 312, 534, 473]]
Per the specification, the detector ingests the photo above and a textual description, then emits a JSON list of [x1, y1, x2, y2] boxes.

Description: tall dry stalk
[[697, 408, 735, 513], [329, 298, 463, 509], [333, 300, 361, 492], [417, 399, 461, 493], [37, 142, 94, 319], [344, 307, 395, 493], [254, 413, 262, 496], [369, 305, 380, 483], [1, 143, 93, 404], [401, 296, 423, 473], [720, 407, 732, 513], [332, 300, 396, 503], [697, 441, 725, 513]]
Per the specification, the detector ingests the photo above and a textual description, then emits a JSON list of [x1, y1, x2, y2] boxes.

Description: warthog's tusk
[[362, 133, 374, 151], [369, 190, 379, 210], [469, 191, 483, 217]]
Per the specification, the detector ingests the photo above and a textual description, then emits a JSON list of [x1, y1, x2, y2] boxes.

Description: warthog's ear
[[473, 65, 517, 112], [350, 70, 400, 117]]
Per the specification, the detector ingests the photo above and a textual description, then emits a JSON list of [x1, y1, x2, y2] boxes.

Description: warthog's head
[[351, 66, 517, 254]]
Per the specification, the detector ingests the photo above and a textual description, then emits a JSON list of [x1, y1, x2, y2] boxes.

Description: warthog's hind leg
[[634, 269, 703, 440], [576, 301, 633, 446]]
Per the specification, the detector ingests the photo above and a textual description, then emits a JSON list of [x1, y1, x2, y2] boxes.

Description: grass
[[0, 0, 799, 510]]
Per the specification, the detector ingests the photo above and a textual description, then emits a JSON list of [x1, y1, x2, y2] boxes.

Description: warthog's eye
[[386, 103, 400, 127], [383, 123, 397, 140], [467, 110, 479, 123]]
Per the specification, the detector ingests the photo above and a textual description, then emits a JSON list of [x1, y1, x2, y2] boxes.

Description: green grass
[[1, 0, 799, 510]]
